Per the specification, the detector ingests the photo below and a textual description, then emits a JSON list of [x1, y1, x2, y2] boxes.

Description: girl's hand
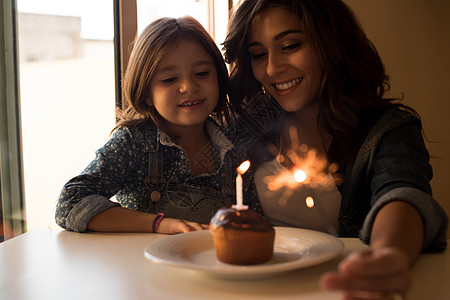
[[320, 247, 412, 299], [156, 217, 209, 234]]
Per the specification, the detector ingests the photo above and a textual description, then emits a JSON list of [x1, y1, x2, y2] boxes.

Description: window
[[17, 0, 116, 231], [135, 0, 228, 44], [1, 0, 230, 237]]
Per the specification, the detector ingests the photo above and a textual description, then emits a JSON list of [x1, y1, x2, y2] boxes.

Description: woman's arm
[[370, 200, 423, 265], [320, 201, 423, 299]]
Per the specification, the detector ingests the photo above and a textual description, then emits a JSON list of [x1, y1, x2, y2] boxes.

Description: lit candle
[[233, 160, 251, 210]]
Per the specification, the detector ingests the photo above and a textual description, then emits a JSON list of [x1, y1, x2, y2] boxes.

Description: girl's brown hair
[[116, 16, 231, 131]]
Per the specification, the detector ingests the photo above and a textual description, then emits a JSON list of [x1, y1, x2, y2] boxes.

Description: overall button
[[150, 191, 161, 202]]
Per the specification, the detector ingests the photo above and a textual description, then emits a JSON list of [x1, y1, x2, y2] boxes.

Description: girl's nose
[[179, 76, 199, 94]]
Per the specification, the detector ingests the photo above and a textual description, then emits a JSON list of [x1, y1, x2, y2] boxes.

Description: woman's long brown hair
[[224, 0, 418, 162]]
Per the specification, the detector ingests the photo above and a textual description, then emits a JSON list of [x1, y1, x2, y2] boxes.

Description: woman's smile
[[273, 77, 303, 94]]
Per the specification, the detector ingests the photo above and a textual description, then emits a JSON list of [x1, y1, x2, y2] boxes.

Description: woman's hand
[[320, 201, 423, 299], [320, 247, 412, 299], [156, 217, 209, 234]]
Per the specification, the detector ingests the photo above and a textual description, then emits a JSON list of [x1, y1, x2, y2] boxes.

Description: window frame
[[0, 0, 27, 241], [114, 0, 137, 110]]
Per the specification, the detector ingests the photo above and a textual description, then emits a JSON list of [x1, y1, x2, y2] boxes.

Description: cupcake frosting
[[210, 208, 273, 232]]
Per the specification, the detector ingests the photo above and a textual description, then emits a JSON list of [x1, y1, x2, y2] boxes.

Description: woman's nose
[[179, 76, 199, 94], [266, 53, 286, 77]]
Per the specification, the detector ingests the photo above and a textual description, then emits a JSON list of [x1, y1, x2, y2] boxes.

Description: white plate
[[144, 227, 343, 279]]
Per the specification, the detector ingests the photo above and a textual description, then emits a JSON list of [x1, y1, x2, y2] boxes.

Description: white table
[[0, 229, 448, 300]]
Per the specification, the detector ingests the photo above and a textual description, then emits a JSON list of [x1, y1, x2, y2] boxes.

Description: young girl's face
[[148, 39, 219, 130], [247, 6, 323, 113]]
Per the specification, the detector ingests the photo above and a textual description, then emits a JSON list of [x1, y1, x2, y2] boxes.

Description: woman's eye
[[282, 42, 301, 51], [250, 52, 267, 60]]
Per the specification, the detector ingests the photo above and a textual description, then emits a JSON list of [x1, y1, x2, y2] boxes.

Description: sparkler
[[264, 126, 341, 235]]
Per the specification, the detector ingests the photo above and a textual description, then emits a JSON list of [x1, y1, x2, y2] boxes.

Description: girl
[[55, 16, 247, 234], [223, 0, 447, 299]]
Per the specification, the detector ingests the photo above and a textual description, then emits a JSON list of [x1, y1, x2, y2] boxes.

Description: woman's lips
[[273, 77, 303, 93]]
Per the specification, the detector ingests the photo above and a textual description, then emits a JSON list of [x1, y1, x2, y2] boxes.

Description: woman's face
[[247, 6, 323, 112]]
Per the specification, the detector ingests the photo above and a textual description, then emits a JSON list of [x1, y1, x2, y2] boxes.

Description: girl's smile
[[178, 98, 207, 109]]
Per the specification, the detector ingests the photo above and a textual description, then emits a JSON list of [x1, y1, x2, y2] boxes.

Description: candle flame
[[237, 160, 251, 175], [306, 196, 314, 208]]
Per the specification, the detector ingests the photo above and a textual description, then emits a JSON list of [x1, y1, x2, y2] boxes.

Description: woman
[[223, 0, 448, 299]]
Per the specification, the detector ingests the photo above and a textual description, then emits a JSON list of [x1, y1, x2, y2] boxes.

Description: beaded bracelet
[[152, 213, 165, 233]]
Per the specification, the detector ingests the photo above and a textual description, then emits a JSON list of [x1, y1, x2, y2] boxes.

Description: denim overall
[[139, 145, 227, 225]]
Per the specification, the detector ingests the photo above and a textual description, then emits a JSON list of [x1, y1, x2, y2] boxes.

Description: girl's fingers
[[178, 220, 208, 232], [186, 221, 207, 231], [159, 218, 207, 234]]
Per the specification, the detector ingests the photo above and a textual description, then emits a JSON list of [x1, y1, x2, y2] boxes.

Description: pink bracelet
[[152, 213, 165, 233]]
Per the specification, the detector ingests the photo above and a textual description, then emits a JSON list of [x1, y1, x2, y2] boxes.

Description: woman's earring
[[262, 86, 267, 94]]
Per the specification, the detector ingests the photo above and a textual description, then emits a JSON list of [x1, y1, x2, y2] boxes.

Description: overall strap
[[147, 149, 165, 203]]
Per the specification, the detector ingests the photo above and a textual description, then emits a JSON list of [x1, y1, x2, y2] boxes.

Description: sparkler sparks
[[265, 145, 338, 192], [305, 196, 314, 208], [261, 126, 341, 236], [294, 169, 307, 183], [263, 126, 341, 205]]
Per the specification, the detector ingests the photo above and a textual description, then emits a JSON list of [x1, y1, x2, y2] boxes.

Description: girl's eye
[[195, 71, 210, 78], [161, 77, 176, 83]]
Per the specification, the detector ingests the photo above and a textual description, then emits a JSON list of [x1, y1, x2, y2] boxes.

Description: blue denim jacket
[[339, 108, 447, 252], [55, 118, 260, 232], [241, 95, 448, 252]]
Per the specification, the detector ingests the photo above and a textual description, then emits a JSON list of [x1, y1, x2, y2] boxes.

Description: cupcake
[[210, 208, 275, 265]]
